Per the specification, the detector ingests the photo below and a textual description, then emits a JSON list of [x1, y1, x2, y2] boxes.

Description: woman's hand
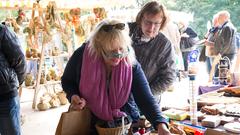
[[157, 123, 172, 135], [70, 95, 86, 111]]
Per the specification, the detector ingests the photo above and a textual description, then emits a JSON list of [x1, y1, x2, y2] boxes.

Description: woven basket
[[95, 123, 131, 135]]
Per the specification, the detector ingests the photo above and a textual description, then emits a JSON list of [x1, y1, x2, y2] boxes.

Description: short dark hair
[[136, 1, 168, 30]]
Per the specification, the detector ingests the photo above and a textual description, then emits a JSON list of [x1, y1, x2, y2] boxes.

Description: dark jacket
[[180, 27, 198, 52], [215, 21, 237, 57], [61, 44, 168, 132], [205, 26, 220, 57], [128, 22, 176, 95], [0, 24, 26, 101]]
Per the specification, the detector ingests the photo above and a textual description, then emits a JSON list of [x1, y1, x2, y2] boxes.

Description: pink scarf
[[79, 45, 132, 121]]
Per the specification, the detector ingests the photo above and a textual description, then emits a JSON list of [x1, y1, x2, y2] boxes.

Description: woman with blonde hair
[[61, 18, 171, 135]]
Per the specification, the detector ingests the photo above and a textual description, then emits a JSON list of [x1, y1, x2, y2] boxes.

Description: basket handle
[[122, 116, 125, 135]]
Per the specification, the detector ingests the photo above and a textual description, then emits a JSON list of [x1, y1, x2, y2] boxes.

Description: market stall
[[1, 1, 240, 135], [160, 52, 240, 135], [0, 0, 113, 110], [0, 0, 141, 112]]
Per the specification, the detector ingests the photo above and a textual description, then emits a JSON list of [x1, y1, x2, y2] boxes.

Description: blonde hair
[[87, 19, 136, 66]]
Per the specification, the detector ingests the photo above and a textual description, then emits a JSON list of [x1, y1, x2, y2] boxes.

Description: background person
[[214, 10, 237, 77], [161, 17, 183, 81], [178, 20, 199, 74], [204, 14, 220, 76], [0, 23, 27, 135]]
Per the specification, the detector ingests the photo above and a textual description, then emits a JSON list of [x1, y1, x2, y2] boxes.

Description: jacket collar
[[219, 21, 228, 29]]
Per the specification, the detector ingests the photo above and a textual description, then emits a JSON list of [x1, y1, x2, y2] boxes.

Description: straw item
[[95, 117, 131, 135], [95, 123, 131, 135]]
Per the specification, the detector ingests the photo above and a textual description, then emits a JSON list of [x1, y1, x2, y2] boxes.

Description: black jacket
[[0, 24, 26, 101], [128, 22, 176, 94], [179, 27, 198, 51], [215, 21, 237, 56]]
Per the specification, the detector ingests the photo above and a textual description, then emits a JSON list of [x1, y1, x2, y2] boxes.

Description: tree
[[165, 0, 240, 38], [137, 0, 240, 38]]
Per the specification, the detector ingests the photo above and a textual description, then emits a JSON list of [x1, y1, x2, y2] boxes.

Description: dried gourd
[[46, 74, 51, 81], [57, 91, 68, 105], [26, 48, 32, 58], [49, 68, 57, 80], [25, 73, 34, 86], [52, 46, 60, 56], [37, 102, 50, 111], [40, 72, 46, 84], [54, 76, 61, 81], [37, 93, 51, 111], [49, 94, 60, 108]]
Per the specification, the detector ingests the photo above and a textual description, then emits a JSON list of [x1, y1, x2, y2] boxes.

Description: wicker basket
[[95, 123, 131, 135]]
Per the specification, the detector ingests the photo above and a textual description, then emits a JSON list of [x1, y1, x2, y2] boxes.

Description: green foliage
[[136, 0, 240, 38], [0, 10, 18, 22], [157, 0, 240, 38]]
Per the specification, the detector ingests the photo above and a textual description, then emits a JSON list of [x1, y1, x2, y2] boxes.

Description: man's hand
[[70, 95, 86, 111], [157, 123, 172, 135]]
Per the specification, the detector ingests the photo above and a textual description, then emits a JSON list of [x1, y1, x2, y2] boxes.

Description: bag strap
[[68, 105, 73, 112]]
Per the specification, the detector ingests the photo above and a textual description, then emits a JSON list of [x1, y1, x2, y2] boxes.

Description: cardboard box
[[162, 109, 188, 121]]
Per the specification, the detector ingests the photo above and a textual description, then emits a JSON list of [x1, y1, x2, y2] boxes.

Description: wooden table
[[197, 90, 240, 107], [196, 90, 240, 134]]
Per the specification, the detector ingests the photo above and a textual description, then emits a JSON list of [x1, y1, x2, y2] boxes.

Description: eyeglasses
[[143, 19, 162, 27], [102, 47, 130, 59], [100, 23, 125, 32]]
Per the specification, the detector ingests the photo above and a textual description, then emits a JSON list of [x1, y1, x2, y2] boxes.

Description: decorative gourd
[[37, 102, 51, 111], [52, 46, 60, 56], [46, 73, 51, 81], [57, 91, 68, 105], [31, 48, 39, 58], [37, 93, 51, 111], [49, 69, 57, 80], [26, 48, 32, 58], [25, 73, 34, 86], [49, 94, 61, 108], [40, 72, 46, 84]]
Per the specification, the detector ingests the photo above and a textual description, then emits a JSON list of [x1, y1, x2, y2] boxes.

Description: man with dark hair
[[0, 23, 27, 135], [129, 1, 176, 102], [128, 1, 175, 134]]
